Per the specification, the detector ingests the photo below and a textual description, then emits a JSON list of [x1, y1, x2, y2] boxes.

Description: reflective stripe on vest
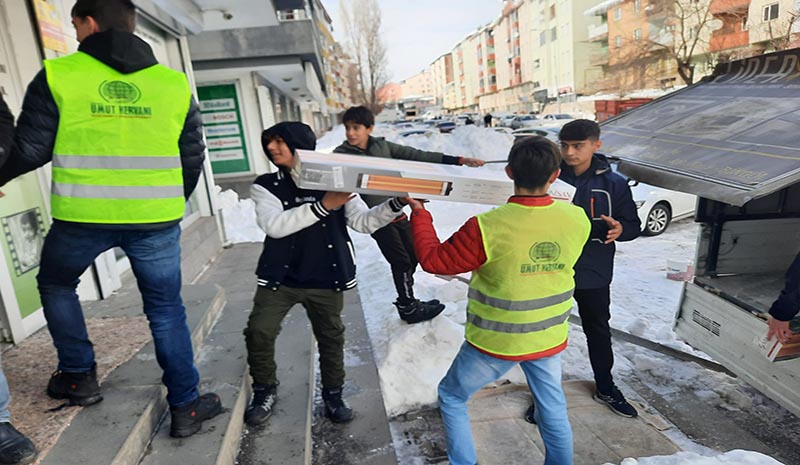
[[45, 52, 190, 224], [466, 201, 591, 358]]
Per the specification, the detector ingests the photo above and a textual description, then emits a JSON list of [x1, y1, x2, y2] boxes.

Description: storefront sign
[[33, 0, 68, 54], [198, 84, 250, 174]]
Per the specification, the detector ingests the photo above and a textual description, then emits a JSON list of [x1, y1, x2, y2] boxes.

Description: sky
[[321, 0, 506, 83]]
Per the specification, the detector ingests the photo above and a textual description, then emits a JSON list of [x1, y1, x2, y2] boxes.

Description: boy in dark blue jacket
[[526, 119, 641, 421]]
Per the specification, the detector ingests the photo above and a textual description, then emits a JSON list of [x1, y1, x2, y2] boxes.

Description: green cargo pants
[[244, 285, 345, 388]]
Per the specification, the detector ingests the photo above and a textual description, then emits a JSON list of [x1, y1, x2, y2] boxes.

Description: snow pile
[[215, 187, 264, 244], [610, 450, 783, 465]]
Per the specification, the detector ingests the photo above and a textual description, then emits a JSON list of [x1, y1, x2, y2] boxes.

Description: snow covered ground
[[220, 124, 788, 465]]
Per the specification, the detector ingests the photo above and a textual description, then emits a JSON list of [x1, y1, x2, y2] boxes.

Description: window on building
[[533, 58, 541, 69], [551, 27, 557, 41], [277, 9, 306, 21], [614, 7, 622, 20], [550, 5, 556, 19], [615, 35, 622, 48], [741, 15, 748, 30], [634, 0, 641, 13], [634, 28, 642, 40], [540, 31, 547, 45], [763, 3, 779, 21]]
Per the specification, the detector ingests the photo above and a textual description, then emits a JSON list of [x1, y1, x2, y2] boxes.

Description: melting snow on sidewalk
[[218, 124, 787, 465]]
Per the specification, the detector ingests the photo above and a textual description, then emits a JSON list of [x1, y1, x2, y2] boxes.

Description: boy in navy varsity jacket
[[243, 122, 406, 426], [409, 136, 590, 465]]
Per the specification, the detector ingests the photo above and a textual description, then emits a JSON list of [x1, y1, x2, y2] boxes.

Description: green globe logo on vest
[[521, 242, 565, 274], [91, 80, 152, 118]]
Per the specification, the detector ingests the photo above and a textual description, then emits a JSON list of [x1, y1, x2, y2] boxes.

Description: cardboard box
[[293, 150, 576, 205]]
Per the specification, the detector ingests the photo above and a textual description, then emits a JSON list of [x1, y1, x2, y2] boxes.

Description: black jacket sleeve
[[179, 97, 206, 199], [0, 70, 59, 186], [0, 95, 13, 168], [770, 253, 800, 321]]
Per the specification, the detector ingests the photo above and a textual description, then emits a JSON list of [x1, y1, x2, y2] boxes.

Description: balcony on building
[[588, 22, 609, 42], [709, 0, 750, 52], [187, 0, 327, 111], [590, 47, 610, 66], [710, 0, 750, 16]]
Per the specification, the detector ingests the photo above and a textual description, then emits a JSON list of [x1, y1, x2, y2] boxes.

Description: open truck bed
[[597, 48, 800, 418]]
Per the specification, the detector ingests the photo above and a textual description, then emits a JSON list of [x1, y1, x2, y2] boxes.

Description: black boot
[[321, 387, 353, 423], [244, 384, 277, 426], [0, 423, 37, 465], [46, 365, 102, 406], [524, 402, 537, 424], [169, 393, 223, 438], [394, 299, 445, 324]]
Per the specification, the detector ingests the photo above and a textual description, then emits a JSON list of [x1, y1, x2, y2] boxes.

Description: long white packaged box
[[293, 150, 575, 205]]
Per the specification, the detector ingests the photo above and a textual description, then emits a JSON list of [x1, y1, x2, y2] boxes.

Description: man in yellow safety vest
[[0, 0, 220, 438]]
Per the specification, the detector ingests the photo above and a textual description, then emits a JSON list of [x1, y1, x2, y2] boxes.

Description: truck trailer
[[599, 48, 800, 417]]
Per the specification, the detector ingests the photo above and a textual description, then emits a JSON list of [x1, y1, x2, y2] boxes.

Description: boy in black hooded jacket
[[243, 122, 406, 426]]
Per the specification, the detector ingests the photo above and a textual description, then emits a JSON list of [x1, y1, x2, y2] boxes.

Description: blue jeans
[[37, 222, 199, 407], [438, 342, 573, 465], [0, 357, 9, 423]]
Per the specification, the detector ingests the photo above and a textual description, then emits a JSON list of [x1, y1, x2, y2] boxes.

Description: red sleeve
[[410, 209, 487, 275]]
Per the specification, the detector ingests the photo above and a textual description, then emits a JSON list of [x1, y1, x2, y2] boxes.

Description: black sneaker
[[0, 423, 37, 465], [523, 402, 537, 424], [46, 365, 102, 406], [321, 387, 353, 423], [170, 393, 223, 438], [394, 299, 445, 324], [244, 384, 277, 426], [593, 386, 638, 418]]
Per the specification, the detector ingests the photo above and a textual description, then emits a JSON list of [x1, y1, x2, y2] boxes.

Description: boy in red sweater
[[408, 136, 590, 465]]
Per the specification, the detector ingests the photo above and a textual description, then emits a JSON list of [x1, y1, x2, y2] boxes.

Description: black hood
[[261, 122, 317, 165], [79, 30, 158, 74]]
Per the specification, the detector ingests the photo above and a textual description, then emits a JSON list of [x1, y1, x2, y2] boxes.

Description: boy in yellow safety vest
[[407, 136, 590, 465]]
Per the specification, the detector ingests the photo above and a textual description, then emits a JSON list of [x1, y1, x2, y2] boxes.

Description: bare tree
[[339, 0, 389, 113], [647, 0, 719, 86], [764, 9, 800, 51]]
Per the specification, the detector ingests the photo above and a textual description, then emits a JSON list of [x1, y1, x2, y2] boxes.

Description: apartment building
[[747, 0, 800, 51], [474, 0, 603, 113]]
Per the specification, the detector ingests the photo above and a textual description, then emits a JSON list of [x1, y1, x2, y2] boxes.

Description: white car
[[540, 114, 575, 127], [612, 164, 697, 236]]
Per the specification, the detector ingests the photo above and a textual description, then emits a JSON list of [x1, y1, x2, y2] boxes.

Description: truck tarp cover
[[602, 49, 800, 206]]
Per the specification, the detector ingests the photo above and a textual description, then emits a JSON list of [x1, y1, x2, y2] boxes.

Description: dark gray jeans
[[244, 286, 344, 388]]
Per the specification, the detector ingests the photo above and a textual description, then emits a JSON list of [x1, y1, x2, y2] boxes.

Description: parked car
[[540, 114, 575, 127], [510, 114, 540, 129], [492, 127, 513, 134], [611, 163, 697, 236], [497, 115, 518, 127], [399, 129, 436, 138], [392, 122, 417, 131], [511, 127, 559, 142], [437, 121, 457, 133]]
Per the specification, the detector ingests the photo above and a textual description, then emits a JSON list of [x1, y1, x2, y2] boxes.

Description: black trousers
[[371, 219, 419, 304], [574, 286, 615, 394]]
